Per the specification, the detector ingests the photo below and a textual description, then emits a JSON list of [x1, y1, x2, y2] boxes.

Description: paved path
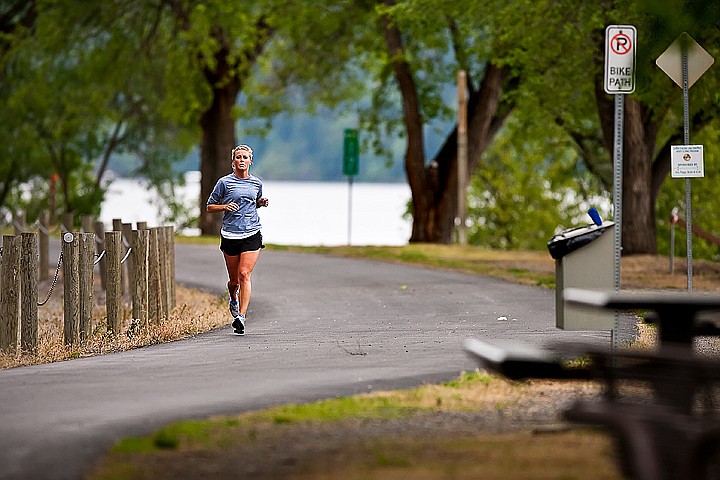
[[0, 244, 625, 480]]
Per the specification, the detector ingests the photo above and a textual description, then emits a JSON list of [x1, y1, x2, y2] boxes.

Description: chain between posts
[[35, 246, 107, 306], [38, 251, 63, 307]]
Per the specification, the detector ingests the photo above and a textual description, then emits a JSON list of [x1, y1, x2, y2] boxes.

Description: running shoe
[[232, 314, 245, 336], [229, 291, 239, 319]]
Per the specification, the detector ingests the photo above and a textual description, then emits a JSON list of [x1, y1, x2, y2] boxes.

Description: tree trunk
[[197, 34, 241, 236], [622, 97, 657, 254], [596, 87, 659, 255], [198, 80, 239, 235], [407, 64, 510, 243], [380, 3, 510, 243], [169, 3, 272, 236]]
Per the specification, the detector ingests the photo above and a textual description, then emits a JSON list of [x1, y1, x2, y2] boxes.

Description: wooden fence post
[[121, 222, 134, 297], [39, 210, 50, 281], [79, 233, 94, 342], [148, 227, 163, 324], [105, 231, 122, 335], [131, 229, 149, 325], [0, 235, 21, 353], [94, 221, 107, 290], [81, 215, 93, 234], [112, 219, 127, 295], [158, 227, 169, 320], [21, 232, 38, 353], [13, 212, 25, 235], [62, 232, 80, 346], [62, 213, 74, 233], [164, 226, 176, 310]]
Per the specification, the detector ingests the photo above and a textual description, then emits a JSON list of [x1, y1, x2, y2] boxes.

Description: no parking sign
[[604, 25, 636, 94]]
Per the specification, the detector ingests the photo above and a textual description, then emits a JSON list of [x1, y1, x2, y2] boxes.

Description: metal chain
[[38, 251, 63, 307], [120, 247, 132, 264]]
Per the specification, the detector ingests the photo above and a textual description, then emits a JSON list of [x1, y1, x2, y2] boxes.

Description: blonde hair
[[231, 144, 253, 160]]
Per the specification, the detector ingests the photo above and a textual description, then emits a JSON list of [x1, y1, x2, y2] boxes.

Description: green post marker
[[342, 129, 359, 245], [342, 129, 359, 176]]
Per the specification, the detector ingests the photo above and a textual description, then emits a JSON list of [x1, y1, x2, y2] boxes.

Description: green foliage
[[0, 0, 197, 221], [5, 0, 720, 254], [468, 112, 608, 250]]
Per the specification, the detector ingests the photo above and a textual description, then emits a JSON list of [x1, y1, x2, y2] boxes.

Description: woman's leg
[[237, 249, 261, 316], [223, 253, 241, 303]]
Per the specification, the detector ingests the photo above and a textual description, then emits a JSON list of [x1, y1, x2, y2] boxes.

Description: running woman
[[206, 144, 269, 335]]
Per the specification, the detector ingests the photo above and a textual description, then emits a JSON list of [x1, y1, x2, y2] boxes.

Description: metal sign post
[[343, 129, 360, 246], [604, 25, 636, 349], [457, 70, 468, 245], [656, 32, 714, 291]]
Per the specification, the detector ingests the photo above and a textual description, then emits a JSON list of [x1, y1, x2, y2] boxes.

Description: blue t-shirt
[[206, 174, 263, 239]]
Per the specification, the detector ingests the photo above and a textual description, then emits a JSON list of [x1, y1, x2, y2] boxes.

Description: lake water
[[101, 174, 412, 246]]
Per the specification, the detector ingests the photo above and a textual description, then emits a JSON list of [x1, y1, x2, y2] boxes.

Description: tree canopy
[[3, 0, 720, 259]]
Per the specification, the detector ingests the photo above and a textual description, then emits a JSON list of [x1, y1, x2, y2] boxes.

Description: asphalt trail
[[0, 244, 628, 479]]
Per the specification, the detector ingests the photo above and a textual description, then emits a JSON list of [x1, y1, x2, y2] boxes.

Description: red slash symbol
[[611, 32, 632, 55]]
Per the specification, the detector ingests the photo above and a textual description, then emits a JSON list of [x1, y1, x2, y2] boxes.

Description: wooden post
[[166, 226, 176, 309], [39, 210, 50, 281], [62, 232, 80, 346], [13, 212, 25, 235], [112, 219, 126, 295], [121, 222, 134, 297], [136, 221, 148, 231], [0, 235, 21, 353], [62, 212, 74, 233], [457, 70, 468, 245], [79, 233, 94, 342], [105, 231, 122, 335], [158, 227, 169, 319], [148, 227, 163, 324], [21, 232, 38, 353], [81, 215, 93, 234], [94, 221, 107, 290], [131, 229, 149, 325]]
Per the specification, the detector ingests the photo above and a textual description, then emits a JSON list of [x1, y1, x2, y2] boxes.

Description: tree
[[346, 0, 516, 243], [0, 0, 196, 224], [162, 1, 275, 234]]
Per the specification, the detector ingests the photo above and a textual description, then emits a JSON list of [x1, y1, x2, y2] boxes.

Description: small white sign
[[671, 145, 705, 178], [605, 25, 636, 94]]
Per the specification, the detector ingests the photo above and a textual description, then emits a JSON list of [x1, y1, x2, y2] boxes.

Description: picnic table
[[465, 288, 720, 480]]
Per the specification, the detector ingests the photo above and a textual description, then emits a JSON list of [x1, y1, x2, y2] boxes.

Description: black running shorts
[[220, 232, 264, 256]]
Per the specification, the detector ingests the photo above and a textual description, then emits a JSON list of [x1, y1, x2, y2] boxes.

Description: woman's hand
[[257, 198, 269, 207], [225, 202, 239, 212]]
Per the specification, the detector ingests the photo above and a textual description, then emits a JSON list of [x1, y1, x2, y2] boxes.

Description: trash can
[[547, 222, 615, 330]]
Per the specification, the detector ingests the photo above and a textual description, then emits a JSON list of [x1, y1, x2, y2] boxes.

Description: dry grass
[[0, 279, 226, 369]]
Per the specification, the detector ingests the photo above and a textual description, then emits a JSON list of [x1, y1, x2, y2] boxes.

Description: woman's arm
[[207, 202, 239, 213]]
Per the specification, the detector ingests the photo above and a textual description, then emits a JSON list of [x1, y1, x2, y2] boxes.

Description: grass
[[270, 243, 558, 288], [0, 284, 228, 369], [88, 372, 618, 480]]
